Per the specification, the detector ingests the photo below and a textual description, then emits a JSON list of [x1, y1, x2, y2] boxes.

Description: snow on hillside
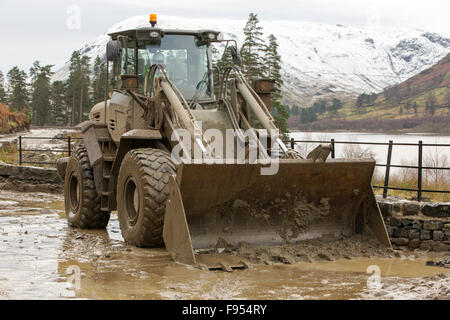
[[52, 15, 450, 106]]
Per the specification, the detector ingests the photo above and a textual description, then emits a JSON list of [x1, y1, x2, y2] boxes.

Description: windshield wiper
[[188, 70, 212, 109]]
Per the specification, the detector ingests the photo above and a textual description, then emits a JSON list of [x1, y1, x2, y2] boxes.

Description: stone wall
[[0, 161, 62, 193], [377, 197, 450, 252]]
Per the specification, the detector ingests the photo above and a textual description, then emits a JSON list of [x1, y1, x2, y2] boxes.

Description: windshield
[[138, 35, 213, 101]]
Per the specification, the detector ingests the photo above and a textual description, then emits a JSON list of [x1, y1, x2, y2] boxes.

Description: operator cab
[[107, 17, 223, 105]]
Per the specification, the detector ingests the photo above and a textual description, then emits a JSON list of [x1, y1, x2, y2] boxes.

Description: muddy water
[[0, 190, 449, 300]]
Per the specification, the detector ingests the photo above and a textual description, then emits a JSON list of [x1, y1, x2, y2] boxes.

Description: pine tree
[[7, 66, 28, 111], [66, 51, 91, 125], [240, 13, 265, 81], [29, 61, 54, 126], [264, 34, 289, 139], [50, 81, 67, 126], [79, 55, 91, 123], [92, 56, 108, 104], [67, 51, 81, 126], [0, 71, 7, 103]]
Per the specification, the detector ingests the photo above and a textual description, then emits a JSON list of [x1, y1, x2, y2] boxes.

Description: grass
[[0, 141, 19, 164], [372, 151, 450, 202]]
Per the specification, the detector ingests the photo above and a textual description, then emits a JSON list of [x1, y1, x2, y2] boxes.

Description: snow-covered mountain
[[53, 15, 450, 106]]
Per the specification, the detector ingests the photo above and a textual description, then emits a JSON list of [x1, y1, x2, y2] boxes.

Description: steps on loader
[[99, 137, 117, 212]]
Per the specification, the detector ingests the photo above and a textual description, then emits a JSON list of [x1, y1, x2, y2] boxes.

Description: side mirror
[[230, 46, 241, 66], [106, 40, 122, 62]]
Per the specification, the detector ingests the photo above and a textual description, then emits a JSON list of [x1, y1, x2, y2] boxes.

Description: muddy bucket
[[162, 159, 391, 270]]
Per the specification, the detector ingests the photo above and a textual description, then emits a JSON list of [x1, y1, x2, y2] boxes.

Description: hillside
[[289, 53, 450, 133], [52, 15, 450, 107], [0, 102, 30, 134]]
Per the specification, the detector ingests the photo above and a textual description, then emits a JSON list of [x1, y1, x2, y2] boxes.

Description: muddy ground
[[0, 189, 449, 300]]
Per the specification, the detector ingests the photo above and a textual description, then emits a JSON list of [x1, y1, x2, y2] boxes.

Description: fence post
[[331, 138, 335, 159], [68, 136, 71, 157], [18, 136, 22, 166], [418, 140, 423, 202], [383, 140, 393, 199], [290, 138, 295, 150]]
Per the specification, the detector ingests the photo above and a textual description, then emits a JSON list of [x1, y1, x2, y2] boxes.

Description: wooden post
[[418, 140, 423, 202], [383, 140, 393, 198]]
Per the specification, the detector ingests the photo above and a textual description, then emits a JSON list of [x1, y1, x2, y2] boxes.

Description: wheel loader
[[57, 15, 391, 271]]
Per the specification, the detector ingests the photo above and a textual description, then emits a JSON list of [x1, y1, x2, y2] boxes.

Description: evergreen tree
[[240, 13, 265, 81], [328, 98, 343, 114], [79, 55, 91, 123], [92, 56, 108, 104], [264, 34, 288, 139], [0, 71, 7, 103], [50, 81, 67, 126], [405, 101, 411, 112], [7, 66, 28, 111], [291, 104, 300, 116], [66, 51, 91, 125], [29, 61, 54, 125], [67, 51, 81, 126]]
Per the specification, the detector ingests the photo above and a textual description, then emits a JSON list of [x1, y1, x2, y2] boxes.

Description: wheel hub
[[124, 178, 140, 226]]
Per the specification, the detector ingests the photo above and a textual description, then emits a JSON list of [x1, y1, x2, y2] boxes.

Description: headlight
[[207, 33, 216, 40], [149, 31, 160, 38]]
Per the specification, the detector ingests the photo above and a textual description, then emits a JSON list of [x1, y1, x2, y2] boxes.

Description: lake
[[289, 131, 450, 176]]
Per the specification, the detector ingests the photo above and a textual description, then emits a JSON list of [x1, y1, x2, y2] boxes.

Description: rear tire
[[64, 145, 110, 229], [117, 148, 176, 247]]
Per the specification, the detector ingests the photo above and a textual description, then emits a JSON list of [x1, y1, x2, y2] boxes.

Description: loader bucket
[[163, 159, 391, 270]]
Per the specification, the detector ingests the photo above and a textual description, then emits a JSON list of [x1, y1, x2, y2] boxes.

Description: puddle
[[0, 189, 449, 300]]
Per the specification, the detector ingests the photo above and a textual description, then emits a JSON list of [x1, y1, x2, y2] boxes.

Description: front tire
[[117, 148, 176, 247], [64, 145, 110, 229]]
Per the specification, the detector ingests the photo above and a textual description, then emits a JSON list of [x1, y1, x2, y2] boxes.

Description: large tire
[[64, 145, 110, 229], [117, 148, 176, 247]]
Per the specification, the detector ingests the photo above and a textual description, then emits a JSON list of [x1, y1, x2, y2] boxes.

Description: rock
[[421, 203, 449, 218], [444, 223, 450, 229], [445, 230, 450, 241], [401, 218, 413, 227], [408, 229, 420, 240], [432, 230, 445, 241], [408, 239, 421, 250], [412, 220, 423, 230], [378, 202, 392, 217], [393, 228, 408, 238], [392, 203, 402, 214], [423, 220, 444, 230], [419, 240, 435, 251], [393, 238, 409, 246], [432, 242, 450, 252], [402, 202, 420, 216], [388, 217, 402, 227], [420, 230, 432, 240], [271, 255, 295, 264]]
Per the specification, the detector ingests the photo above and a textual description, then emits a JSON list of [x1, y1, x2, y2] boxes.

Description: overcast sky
[[0, 0, 449, 76]]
